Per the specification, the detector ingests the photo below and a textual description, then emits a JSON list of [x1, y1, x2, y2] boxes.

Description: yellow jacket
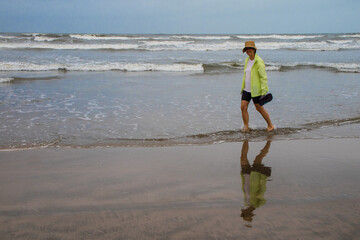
[[241, 54, 269, 97]]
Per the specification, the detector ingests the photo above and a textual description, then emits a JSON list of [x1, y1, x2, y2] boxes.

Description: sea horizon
[[1, 31, 360, 35]]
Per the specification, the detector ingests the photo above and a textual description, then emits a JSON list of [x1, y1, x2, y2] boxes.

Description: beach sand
[[0, 138, 359, 240]]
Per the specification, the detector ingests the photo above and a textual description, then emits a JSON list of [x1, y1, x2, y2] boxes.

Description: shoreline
[[1, 138, 359, 239], [1, 134, 359, 151]]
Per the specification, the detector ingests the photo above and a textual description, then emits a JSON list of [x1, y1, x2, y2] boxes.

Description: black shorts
[[241, 90, 260, 104]]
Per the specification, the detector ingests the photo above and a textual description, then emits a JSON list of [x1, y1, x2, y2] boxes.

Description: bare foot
[[266, 125, 275, 132], [241, 127, 250, 133]]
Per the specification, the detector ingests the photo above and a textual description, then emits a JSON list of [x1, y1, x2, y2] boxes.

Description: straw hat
[[242, 41, 257, 53]]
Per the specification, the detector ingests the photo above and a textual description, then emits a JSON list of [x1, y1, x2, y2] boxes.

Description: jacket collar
[[246, 54, 258, 63], [245, 54, 259, 66]]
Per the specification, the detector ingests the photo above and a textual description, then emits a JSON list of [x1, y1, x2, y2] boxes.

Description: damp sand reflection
[[0, 139, 359, 239], [240, 140, 272, 227]]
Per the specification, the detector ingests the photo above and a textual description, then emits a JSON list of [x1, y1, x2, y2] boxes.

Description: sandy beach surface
[[0, 138, 359, 240]]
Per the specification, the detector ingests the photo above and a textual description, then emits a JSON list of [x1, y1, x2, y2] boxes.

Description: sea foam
[[0, 77, 14, 83], [70, 34, 148, 40], [236, 34, 324, 40], [0, 61, 204, 72]]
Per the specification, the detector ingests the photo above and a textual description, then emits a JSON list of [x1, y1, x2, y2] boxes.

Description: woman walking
[[240, 41, 274, 132]]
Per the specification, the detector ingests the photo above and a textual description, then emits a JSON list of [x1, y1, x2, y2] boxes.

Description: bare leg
[[253, 141, 271, 165], [254, 104, 274, 132], [240, 140, 250, 166], [241, 100, 250, 132]]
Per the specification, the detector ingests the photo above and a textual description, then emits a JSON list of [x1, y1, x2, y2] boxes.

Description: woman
[[240, 41, 274, 132]]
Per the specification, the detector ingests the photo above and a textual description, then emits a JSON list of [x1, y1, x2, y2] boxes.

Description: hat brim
[[242, 47, 257, 53]]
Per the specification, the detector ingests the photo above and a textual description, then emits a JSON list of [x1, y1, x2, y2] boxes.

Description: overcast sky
[[0, 0, 359, 34]]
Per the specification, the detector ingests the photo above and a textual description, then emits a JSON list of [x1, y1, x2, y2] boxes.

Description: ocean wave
[[0, 61, 203, 72], [203, 62, 360, 73], [327, 39, 356, 44], [144, 40, 359, 52], [202, 62, 280, 73], [256, 41, 358, 51], [273, 62, 360, 73], [188, 41, 243, 51], [340, 34, 360, 38], [3, 33, 358, 43], [0, 76, 61, 84], [236, 34, 324, 40], [1, 61, 358, 73], [180, 39, 359, 51], [1, 39, 359, 52], [0, 77, 14, 83], [140, 41, 243, 51], [34, 36, 58, 42], [0, 35, 20, 39], [140, 40, 194, 47], [310, 62, 360, 73], [70, 34, 148, 40], [0, 42, 140, 50], [172, 35, 232, 40]]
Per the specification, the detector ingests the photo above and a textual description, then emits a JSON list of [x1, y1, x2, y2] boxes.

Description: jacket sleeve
[[257, 60, 268, 95], [241, 58, 248, 94]]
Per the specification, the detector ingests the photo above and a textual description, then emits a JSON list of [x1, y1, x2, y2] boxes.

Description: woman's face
[[246, 48, 255, 59]]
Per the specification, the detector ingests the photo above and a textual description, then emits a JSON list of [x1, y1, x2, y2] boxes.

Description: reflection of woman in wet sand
[[240, 140, 272, 224]]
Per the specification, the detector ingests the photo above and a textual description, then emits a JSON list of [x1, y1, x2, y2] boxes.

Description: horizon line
[[1, 31, 359, 35]]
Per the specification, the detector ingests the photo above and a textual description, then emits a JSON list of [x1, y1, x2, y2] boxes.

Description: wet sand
[[0, 138, 359, 240]]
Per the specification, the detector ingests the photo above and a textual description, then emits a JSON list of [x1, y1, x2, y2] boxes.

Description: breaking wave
[[0, 61, 203, 72], [1, 61, 359, 73], [1, 35, 359, 51], [340, 34, 360, 38], [236, 34, 324, 40], [0, 76, 60, 83], [0, 77, 14, 83], [172, 35, 232, 40], [204, 62, 360, 73], [0, 42, 140, 50], [69, 34, 149, 41]]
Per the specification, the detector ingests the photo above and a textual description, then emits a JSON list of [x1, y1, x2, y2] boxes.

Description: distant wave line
[[0, 61, 204, 72], [1, 33, 360, 42], [1, 39, 360, 51], [204, 62, 360, 73], [236, 34, 325, 40], [1, 61, 359, 73]]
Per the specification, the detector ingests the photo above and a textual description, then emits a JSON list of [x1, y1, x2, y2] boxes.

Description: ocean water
[[0, 33, 359, 149]]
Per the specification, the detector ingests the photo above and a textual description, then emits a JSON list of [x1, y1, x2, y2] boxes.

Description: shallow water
[[0, 69, 359, 149]]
